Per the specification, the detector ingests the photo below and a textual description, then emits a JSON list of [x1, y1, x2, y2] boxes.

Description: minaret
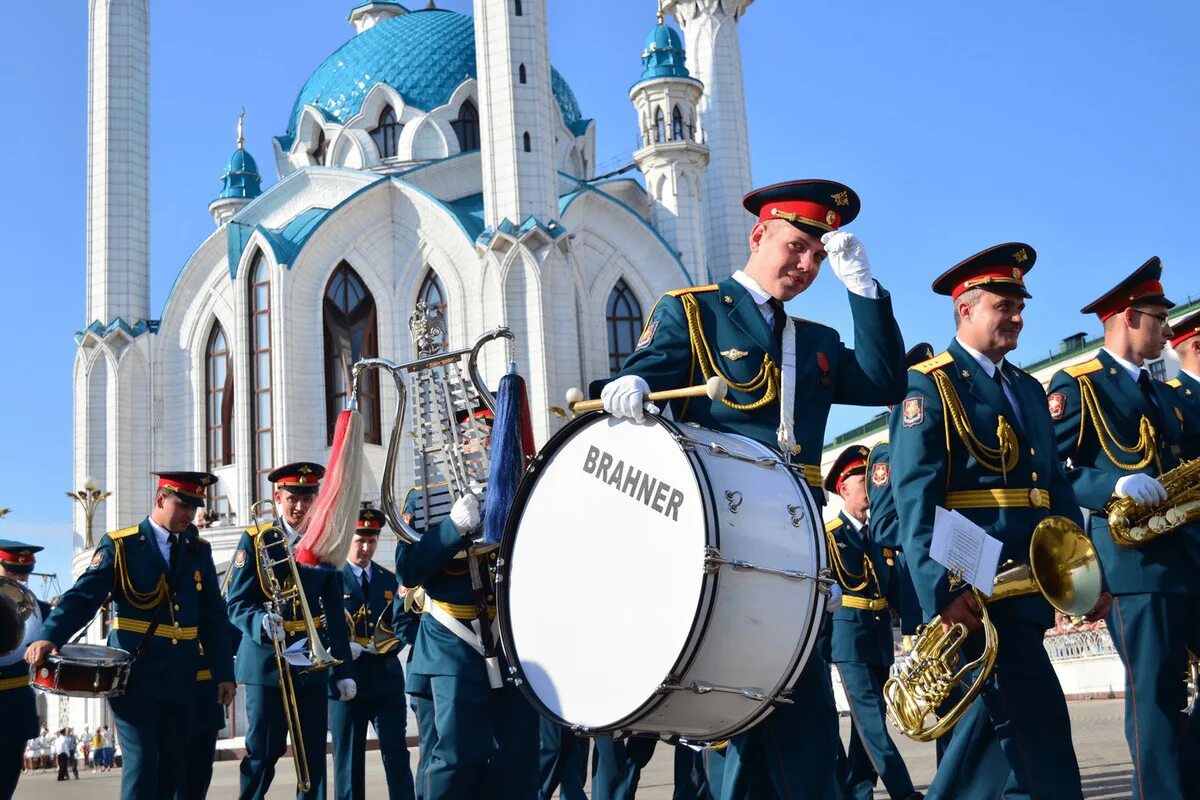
[[210, 111, 263, 226], [630, 8, 709, 280], [663, 0, 754, 280], [473, 0, 559, 228], [86, 0, 151, 326]]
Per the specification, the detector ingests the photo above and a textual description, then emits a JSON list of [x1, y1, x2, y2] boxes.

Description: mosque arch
[[323, 262, 382, 445], [606, 278, 644, 374]]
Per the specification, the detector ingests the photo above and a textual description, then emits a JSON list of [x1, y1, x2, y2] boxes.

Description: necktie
[[767, 298, 786, 340], [167, 532, 178, 570], [360, 568, 370, 597], [992, 366, 1025, 435], [1137, 370, 1159, 408]]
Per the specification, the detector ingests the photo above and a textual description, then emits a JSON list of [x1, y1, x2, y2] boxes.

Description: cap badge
[[1013, 248, 1029, 264], [831, 190, 850, 207], [825, 210, 837, 226]]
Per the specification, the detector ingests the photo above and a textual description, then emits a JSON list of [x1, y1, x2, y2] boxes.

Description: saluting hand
[[820, 231, 876, 297], [450, 494, 482, 536], [217, 682, 236, 707], [24, 640, 57, 666]]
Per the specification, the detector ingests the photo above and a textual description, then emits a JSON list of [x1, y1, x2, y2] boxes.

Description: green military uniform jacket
[[1048, 350, 1200, 595], [612, 275, 906, 500], [224, 524, 353, 688], [890, 341, 1084, 628], [1166, 370, 1200, 458], [826, 512, 895, 666], [39, 519, 234, 701]]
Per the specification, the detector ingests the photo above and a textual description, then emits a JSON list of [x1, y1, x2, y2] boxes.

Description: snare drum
[[498, 413, 827, 742], [31, 643, 132, 698]]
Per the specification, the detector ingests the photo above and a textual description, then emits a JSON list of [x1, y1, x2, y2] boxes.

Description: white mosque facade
[[65, 0, 757, 734]]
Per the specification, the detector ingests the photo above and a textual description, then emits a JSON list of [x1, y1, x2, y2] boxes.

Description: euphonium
[[343, 605, 402, 656], [250, 499, 342, 793], [1106, 459, 1200, 546], [883, 516, 1102, 741]]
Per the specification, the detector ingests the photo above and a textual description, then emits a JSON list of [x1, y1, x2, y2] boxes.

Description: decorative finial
[[657, 0, 665, 24], [426, 0, 437, 8], [409, 301, 446, 357], [236, 107, 246, 151]]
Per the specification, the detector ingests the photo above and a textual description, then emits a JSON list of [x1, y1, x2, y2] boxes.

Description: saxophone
[[1106, 459, 1200, 546]]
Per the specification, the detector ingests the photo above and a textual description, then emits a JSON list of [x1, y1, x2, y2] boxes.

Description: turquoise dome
[[278, 9, 587, 149], [639, 20, 690, 81], [216, 147, 262, 201]]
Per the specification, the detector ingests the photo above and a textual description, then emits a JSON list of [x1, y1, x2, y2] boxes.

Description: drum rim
[[52, 643, 133, 666], [497, 411, 722, 735]]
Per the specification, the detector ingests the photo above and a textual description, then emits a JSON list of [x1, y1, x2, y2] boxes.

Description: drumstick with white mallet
[[565, 376, 728, 415]]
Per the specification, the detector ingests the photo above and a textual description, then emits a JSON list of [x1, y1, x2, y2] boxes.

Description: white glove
[[601, 375, 653, 422], [261, 613, 286, 644], [336, 678, 357, 702], [348, 642, 365, 661], [825, 583, 843, 613], [820, 231, 877, 298], [450, 493, 482, 536], [1115, 474, 1168, 506]]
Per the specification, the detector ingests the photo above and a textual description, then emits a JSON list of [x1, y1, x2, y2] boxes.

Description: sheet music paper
[[931, 506, 1003, 595]]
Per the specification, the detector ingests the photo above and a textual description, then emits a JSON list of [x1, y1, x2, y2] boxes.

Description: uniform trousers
[[1106, 592, 1193, 800], [417, 675, 538, 799], [179, 727, 218, 800], [0, 740, 21, 800], [538, 718, 587, 800], [412, 694, 434, 800], [239, 681, 328, 800], [329, 685, 415, 800], [834, 662, 915, 800], [110, 693, 190, 800], [926, 617, 1081, 800], [717, 654, 843, 800]]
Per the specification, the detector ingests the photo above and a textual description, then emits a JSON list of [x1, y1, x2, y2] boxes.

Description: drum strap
[[425, 601, 504, 688], [776, 317, 797, 460]]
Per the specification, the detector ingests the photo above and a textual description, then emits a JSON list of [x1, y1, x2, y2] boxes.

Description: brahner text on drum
[[581, 445, 686, 521]]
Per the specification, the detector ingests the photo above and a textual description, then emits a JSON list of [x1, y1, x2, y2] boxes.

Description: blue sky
[[2, 0, 1197, 588]]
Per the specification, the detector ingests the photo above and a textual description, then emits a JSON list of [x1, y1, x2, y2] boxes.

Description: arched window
[[672, 106, 685, 141], [370, 107, 403, 160], [205, 322, 233, 517], [418, 269, 448, 325], [324, 263, 381, 445], [518, 64, 527, 84], [654, 108, 666, 143], [514, 0, 523, 15], [248, 253, 273, 504], [607, 279, 644, 374], [523, 131, 532, 152], [452, 100, 480, 152], [310, 129, 327, 165]]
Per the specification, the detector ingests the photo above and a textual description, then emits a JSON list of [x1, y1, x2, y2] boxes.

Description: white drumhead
[[504, 415, 709, 728]]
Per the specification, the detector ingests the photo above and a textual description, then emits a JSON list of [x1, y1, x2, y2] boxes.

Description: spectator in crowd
[[91, 728, 103, 772], [56, 729, 70, 781]]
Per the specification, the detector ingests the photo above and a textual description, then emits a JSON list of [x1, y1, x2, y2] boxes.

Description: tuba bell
[[0, 576, 37, 655], [883, 516, 1102, 741], [1106, 459, 1200, 546]]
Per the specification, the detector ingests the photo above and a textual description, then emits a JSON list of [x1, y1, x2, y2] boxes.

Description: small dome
[[639, 19, 689, 81], [217, 146, 262, 201]]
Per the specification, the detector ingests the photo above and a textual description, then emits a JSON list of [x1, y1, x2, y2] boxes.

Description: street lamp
[[67, 477, 112, 550]]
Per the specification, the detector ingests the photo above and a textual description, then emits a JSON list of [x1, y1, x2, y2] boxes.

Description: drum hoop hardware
[[656, 680, 791, 705], [787, 504, 806, 527], [724, 490, 743, 513], [703, 547, 836, 593], [673, 434, 780, 469]]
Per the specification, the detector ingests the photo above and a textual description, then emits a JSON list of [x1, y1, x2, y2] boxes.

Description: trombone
[[249, 499, 342, 793]]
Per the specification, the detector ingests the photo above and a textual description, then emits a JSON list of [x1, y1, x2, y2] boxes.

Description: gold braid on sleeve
[[1077, 376, 1160, 472], [932, 370, 1019, 479], [680, 293, 779, 411], [112, 538, 168, 611]]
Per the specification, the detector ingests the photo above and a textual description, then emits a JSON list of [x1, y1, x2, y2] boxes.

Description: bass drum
[[498, 413, 827, 742]]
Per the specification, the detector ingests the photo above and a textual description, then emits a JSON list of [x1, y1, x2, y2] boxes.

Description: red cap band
[[157, 477, 205, 499], [1095, 279, 1166, 321], [951, 267, 1027, 301], [0, 549, 33, 565], [275, 472, 320, 488], [1172, 324, 1200, 347], [761, 200, 841, 232], [835, 458, 868, 493]]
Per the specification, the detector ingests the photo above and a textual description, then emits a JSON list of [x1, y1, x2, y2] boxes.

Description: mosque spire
[[236, 107, 245, 150], [210, 108, 262, 226]]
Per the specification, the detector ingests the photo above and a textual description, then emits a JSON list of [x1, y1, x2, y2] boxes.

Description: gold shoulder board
[[1167, 377, 1182, 388], [824, 517, 844, 533], [665, 284, 718, 298], [1064, 358, 1102, 378], [912, 351, 953, 375], [108, 526, 139, 541]]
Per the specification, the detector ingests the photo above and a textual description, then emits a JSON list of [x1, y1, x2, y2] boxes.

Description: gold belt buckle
[[1029, 488, 1046, 508]]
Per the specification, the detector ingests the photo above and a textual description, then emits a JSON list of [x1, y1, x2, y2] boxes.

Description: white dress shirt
[[955, 338, 1025, 431], [145, 517, 176, 565], [348, 562, 371, 586], [1101, 347, 1147, 383], [731, 270, 777, 326]]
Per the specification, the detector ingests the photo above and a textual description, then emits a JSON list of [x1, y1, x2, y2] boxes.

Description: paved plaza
[[16, 698, 1136, 799]]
